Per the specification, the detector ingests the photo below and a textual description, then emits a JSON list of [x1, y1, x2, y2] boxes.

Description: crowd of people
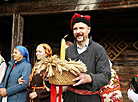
[[0, 13, 137, 102]]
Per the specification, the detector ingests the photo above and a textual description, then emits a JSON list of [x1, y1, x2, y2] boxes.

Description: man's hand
[[72, 73, 92, 86], [18, 77, 25, 84], [29, 92, 37, 99], [0, 88, 7, 97]]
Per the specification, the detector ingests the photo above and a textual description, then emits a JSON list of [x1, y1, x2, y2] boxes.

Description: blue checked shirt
[[77, 39, 89, 54]]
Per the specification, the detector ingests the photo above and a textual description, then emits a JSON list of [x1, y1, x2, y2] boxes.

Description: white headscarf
[[0, 54, 5, 64]]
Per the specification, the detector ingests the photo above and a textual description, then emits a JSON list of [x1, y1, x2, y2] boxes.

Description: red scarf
[[12, 64, 15, 70]]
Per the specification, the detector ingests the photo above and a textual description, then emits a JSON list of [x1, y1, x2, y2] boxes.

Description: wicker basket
[[49, 66, 76, 85]]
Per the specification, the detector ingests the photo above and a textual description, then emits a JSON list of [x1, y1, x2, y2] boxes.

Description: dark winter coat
[[64, 37, 111, 102], [26, 74, 50, 102]]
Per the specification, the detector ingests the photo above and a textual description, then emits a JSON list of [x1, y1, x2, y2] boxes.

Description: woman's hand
[[46, 86, 51, 92], [18, 77, 25, 84], [45, 78, 51, 92], [29, 92, 38, 99]]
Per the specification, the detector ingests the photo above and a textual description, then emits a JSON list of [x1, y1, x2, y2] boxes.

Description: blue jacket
[[0, 58, 32, 102]]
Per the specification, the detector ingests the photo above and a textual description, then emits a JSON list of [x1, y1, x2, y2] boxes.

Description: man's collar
[[77, 39, 89, 49]]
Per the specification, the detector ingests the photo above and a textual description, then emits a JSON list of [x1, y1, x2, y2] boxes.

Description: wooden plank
[[0, 0, 138, 16], [11, 14, 24, 59]]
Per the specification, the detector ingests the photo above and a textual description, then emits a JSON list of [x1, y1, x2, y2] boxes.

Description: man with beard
[[63, 13, 111, 102]]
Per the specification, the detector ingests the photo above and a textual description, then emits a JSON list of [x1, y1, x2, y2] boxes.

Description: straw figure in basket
[[62, 13, 111, 102], [34, 43, 88, 102], [57, 41, 73, 102], [18, 44, 52, 102]]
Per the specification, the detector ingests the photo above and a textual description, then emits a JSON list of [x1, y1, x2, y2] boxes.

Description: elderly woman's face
[[36, 45, 47, 60], [13, 48, 23, 62]]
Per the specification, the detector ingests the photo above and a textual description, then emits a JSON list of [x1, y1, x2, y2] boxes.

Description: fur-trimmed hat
[[70, 13, 91, 30]]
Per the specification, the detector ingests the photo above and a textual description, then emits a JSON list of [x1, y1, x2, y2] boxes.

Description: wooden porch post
[[11, 14, 24, 60]]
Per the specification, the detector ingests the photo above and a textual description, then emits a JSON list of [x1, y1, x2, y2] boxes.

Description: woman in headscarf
[[19, 43, 52, 102], [0, 54, 7, 102], [127, 74, 138, 102], [0, 45, 32, 102], [99, 60, 123, 102], [0, 54, 7, 85]]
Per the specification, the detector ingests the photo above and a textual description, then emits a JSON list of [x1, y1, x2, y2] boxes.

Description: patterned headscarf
[[16, 45, 30, 63], [39, 43, 52, 57]]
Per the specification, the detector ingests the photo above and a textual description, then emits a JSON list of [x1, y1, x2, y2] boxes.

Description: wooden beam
[[0, 1, 138, 16], [11, 14, 24, 59]]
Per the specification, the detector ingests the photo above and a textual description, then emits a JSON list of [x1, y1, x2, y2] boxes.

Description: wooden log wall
[[91, 8, 138, 101], [112, 33, 138, 102], [0, 0, 138, 16]]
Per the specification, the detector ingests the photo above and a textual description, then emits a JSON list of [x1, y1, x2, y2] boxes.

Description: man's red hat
[[70, 13, 91, 30]]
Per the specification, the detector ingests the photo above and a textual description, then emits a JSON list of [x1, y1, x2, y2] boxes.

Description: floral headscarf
[[39, 43, 52, 57], [129, 74, 138, 94], [100, 68, 123, 102]]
